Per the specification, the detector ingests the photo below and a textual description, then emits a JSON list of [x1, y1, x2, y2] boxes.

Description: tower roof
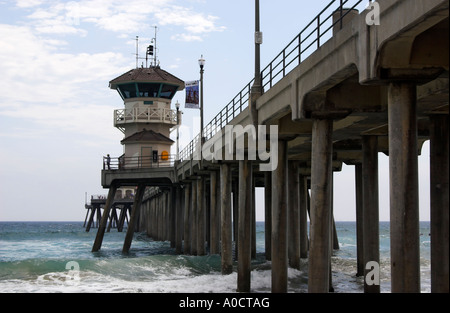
[[121, 129, 174, 145], [109, 66, 185, 91]]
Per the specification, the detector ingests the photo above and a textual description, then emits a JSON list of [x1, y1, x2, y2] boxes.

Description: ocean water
[[0, 221, 431, 293]]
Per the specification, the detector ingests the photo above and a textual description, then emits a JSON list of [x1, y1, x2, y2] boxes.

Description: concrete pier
[[91, 0, 448, 294]]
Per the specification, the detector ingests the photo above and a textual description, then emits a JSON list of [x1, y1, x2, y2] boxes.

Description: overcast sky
[[0, 0, 431, 222]]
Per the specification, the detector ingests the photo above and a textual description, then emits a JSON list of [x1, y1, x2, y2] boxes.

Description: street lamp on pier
[[198, 55, 205, 145]]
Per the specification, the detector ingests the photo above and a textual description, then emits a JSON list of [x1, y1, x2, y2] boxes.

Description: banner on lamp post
[[185, 80, 199, 109]]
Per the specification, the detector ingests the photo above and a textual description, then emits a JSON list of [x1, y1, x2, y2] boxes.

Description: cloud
[[14, 0, 225, 39], [155, 5, 226, 34], [0, 23, 128, 141], [171, 33, 203, 42], [14, 0, 43, 8]]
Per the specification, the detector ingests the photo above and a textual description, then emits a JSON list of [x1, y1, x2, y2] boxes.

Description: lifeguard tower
[[109, 65, 185, 168]]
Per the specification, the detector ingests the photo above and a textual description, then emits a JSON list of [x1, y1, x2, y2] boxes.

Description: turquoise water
[[0, 221, 431, 293]]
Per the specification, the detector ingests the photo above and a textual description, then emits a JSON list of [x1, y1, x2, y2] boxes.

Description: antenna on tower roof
[[134, 26, 159, 69], [147, 26, 158, 67], [135, 35, 139, 69]]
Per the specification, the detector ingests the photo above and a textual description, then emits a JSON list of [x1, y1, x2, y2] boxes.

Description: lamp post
[[175, 100, 180, 162], [198, 55, 205, 145], [250, 0, 262, 127]]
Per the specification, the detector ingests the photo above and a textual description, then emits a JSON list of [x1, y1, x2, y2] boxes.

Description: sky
[[0, 0, 431, 222]]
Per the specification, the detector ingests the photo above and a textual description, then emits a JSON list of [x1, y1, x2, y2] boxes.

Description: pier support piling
[[430, 114, 449, 293], [308, 118, 333, 293], [183, 183, 191, 255], [221, 163, 233, 275], [210, 171, 220, 255], [123, 184, 146, 254], [288, 160, 301, 269], [264, 172, 272, 261], [271, 140, 288, 293], [92, 185, 118, 252], [175, 185, 183, 254], [238, 160, 253, 292], [355, 163, 364, 277], [197, 178, 206, 256], [191, 179, 198, 255], [388, 82, 420, 293], [362, 135, 380, 293], [299, 174, 308, 259]]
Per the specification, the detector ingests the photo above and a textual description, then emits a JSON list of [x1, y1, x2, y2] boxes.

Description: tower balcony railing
[[103, 154, 175, 170], [114, 107, 178, 129]]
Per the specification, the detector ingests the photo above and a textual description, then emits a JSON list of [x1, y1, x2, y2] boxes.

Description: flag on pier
[[185, 80, 199, 109]]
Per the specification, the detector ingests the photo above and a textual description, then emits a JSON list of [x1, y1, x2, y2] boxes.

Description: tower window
[[138, 83, 160, 97], [160, 84, 178, 99], [117, 83, 137, 99]]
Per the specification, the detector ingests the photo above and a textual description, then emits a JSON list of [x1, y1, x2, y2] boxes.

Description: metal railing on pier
[[178, 0, 367, 162]]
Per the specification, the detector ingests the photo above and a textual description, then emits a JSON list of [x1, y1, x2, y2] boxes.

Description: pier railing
[[178, 0, 367, 162], [103, 154, 175, 170]]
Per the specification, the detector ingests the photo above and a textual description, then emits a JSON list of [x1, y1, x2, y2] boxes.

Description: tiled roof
[[121, 129, 174, 144], [110, 66, 185, 90]]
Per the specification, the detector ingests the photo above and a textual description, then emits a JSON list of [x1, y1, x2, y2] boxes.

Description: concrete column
[[169, 189, 176, 248], [210, 171, 220, 255], [429, 114, 449, 293], [238, 160, 253, 292], [251, 181, 256, 260], [288, 160, 301, 269], [221, 163, 233, 275], [123, 184, 146, 254], [232, 180, 239, 257], [183, 183, 191, 254], [197, 178, 206, 255], [308, 118, 333, 293], [362, 135, 380, 293], [157, 196, 162, 240], [272, 140, 288, 293], [264, 172, 272, 261], [191, 179, 198, 255], [92, 185, 118, 252], [355, 163, 364, 277], [388, 82, 420, 293], [299, 174, 308, 259], [175, 186, 183, 254]]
